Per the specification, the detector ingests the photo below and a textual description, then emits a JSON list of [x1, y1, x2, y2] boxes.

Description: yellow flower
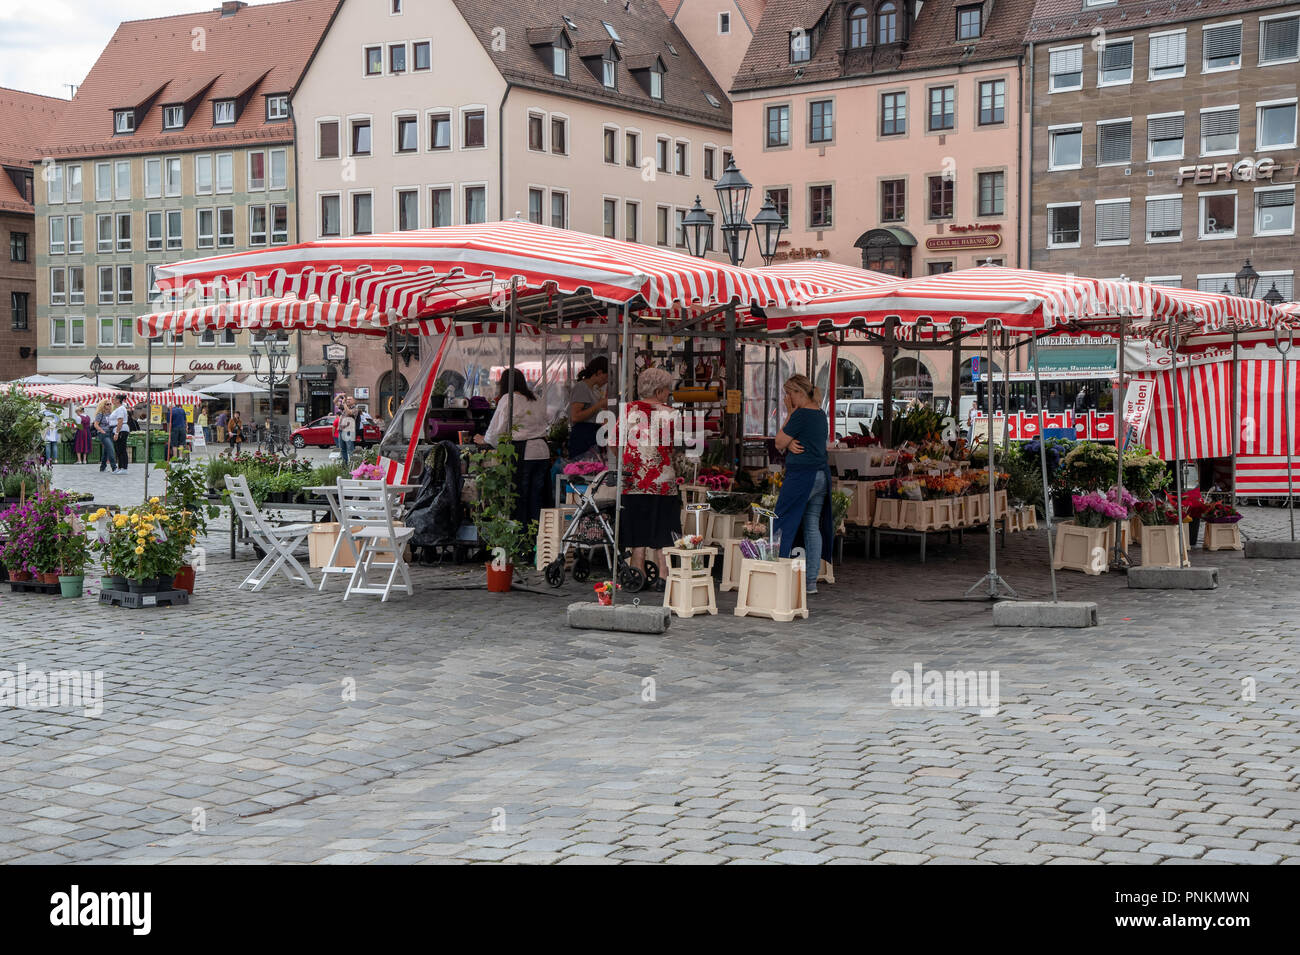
[[134, 546, 144, 555], [149, 497, 160, 504]]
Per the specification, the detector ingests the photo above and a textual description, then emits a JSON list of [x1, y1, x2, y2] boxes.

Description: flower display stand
[[835, 480, 875, 526], [678, 484, 710, 506], [534, 508, 570, 571], [719, 538, 745, 592], [873, 498, 901, 529], [707, 512, 746, 547], [662, 545, 718, 618], [995, 489, 1009, 522], [971, 494, 989, 524], [1052, 519, 1111, 575], [818, 560, 835, 584], [1140, 524, 1191, 567], [734, 557, 808, 622], [1204, 521, 1244, 552], [1019, 506, 1038, 531]]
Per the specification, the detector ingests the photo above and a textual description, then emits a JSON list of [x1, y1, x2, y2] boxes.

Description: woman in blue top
[[773, 374, 834, 595]]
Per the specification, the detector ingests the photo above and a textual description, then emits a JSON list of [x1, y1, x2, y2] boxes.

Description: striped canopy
[[14, 383, 211, 407], [1127, 284, 1294, 346], [766, 266, 1191, 335], [755, 260, 896, 291], [148, 221, 824, 322]]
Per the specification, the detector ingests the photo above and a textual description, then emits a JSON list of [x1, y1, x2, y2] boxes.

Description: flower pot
[[155, 574, 175, 591], [174, 564, 196, 594], [597, 593, 612, 606], [1203, 520, 1243, 552], [429, 394, 447, 409], [11, 569, 32, 582], [127, 578, 156, 594], [485, 561, 513, 592], [101, 574, 126, 591], [39, 571, 59, 585], [58, 575, 84, 598], [1140, 523, 1190, 567], [1052, 519, 1110, 575]]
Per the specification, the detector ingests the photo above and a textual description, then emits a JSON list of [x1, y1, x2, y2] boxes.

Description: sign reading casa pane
[[925, 233, 1002, 251]]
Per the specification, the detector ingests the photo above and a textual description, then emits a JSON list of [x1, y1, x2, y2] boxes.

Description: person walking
[[168, 404, 188, 459], [73, 406, 91, 464], [227, 411, 244, 451], [109, 394, 130, 472], [197, 404, 211, 443], [337, 400, 358, 467], [567, 356, 609, 459], [475, 369, 549, 527], [42, 415, 60, 465], [773, 374, 834, 596], [215, 408, 228, 443], [92, 399, 119, 473], [618, 366, 682, 589]]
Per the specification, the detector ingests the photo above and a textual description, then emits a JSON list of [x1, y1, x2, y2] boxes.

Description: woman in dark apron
[[567, 356, 609, 458]]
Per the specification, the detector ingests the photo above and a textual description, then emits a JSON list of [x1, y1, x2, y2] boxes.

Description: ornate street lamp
[[249, 335, 291, 441], [1263, 283, 1285, 307], [1234, 259, 1260, 299], [682, 196, 713, 258], [713, 159, 753, 266], [751, 195, 786, 267], [89, 354, 105, 387]]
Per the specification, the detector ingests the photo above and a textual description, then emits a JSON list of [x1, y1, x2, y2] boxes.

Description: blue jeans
[[46, 441, 59, 463], [97, 433, 117, 471], [802, 469, 827, 592], [340, 438, 354, 466]]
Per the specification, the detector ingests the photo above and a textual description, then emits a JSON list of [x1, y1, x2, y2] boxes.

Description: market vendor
[[620, 366, 681, 591], [567, 356, 609, 459], [475, 369, 549, 526], [773, 374, 834, 596]]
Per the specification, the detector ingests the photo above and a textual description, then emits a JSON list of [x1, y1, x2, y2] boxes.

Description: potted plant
[[1200, 499, 1243, 552], [1053, 491, 1127, 575], [88, 507, 133, 592], [0, 499, 34, 580], [55, 518, 89, 597], [157, 460, 220, 594], [466, 440, 535, 592], [1133, 499, 1190, 567]]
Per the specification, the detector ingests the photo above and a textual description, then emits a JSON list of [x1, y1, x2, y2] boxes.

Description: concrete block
[[1126, 566, 1218, 589], [1244, 540, 1300, 560], [567, 602, 671, 634], [993, 600, 1098, 628]]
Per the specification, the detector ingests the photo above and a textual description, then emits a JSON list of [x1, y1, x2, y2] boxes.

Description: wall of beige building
[[665, 0, 756, 93]]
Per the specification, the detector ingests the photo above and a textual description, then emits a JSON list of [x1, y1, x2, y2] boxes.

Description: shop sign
[[188, 359, 246, 372], [924, 232, 1002, 252], [324, 343, 347, 362], [1175, 157, 1276, 186], [948, 224, 1001, 233], [97, 360, 140, 372], [354, 387, 370, 399], [1122, 380, 1155, 446]]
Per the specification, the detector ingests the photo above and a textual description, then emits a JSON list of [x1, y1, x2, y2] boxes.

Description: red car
[[291, 414, 383, 449]]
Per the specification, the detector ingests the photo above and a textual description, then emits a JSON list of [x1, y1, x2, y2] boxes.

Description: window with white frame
[[603, 127, 617, 164], [163, 157, 181, 196], [1097, 119, 1132, 165], [549, 115, 565, 154], [318, 120, 340, 159], [50, 267, 65, 305], [1258, 100, 1298, 150], [217, 207, 234, 248], [117, 266, 132, 303], [1256, 186, 1295, 236], [214, 100, 235, 124], [51, 317, 66, 345], [144, 158, 161, 198], [67, 267, 83, 305], [1200, 107, 1239, 155], [365, 46, 382, 75], [99, 316, 115, 346], [116, 212, 131, 252], [674, 141, 688, 175], [67, 216, 82, 254], [114, 160, 130, 199], [429, 112, 451, 150], [351, 118, 372, 156], [271, 204, 288, 244], [197, 209, 214, 249], [47, 165, 63, 204], [94, 163, 111, 202], [250, 205, 268, 245], [96, 214, 113, 253], [1048, 46, 1083, 92], [166, 210, 182, 251], [196, 154, 213, 195], [1147, 113, 1185, 160], [1095, 199, 1131, 245], [118, 317, 133, 346], [1260, 14, 1300, 65], [1144, 275, 1182, 287], [1254, 272, 1295, 301], [65, 166, 81, 203], [396, 115, 418, 153], [266, 95, 289, 121], [216, 153, 233, 193], [162, 105, 184, 129], [1149, 30, 1187, 79], [1145, 195, 1183, 241], [98, 266, 114, 304], [719, 12, 730, 34], [1202, 21, 1242, 72], [48, 216, 64, 255], [1197, 274, 1235, 294], [1048, 125, 1082, 169], [320, 194, 341, 236], [248, 151, 266, 191], [69, 317, 84, 346], [114, 110, 134, 134], [1098, 39, 1133, 84], [1047, 203, 1081, 247], [269, 149, 287, 190], [413, 41, 431, 71], [1199, 191, 1236, 239]]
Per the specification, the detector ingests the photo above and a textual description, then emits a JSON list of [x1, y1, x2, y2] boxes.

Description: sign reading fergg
[[1176, 157, 1276, 186]]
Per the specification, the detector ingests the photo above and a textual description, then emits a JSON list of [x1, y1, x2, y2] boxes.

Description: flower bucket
[[597, 592, 612, 606], [127, 578, 157, 594], [39, 571, 59, 585], [174, 565, 196, 594], [1204, 521, 1243, 552], [155, 574, 175, 592], [485, 562, 513, 593], [1052, 520, 1111, 575], [11, 570, 32, 582], [101, 574, 126, 591], [58, 575, 84, 598]]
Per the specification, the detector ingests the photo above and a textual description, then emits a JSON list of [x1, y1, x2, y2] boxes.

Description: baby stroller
[[542, 470, 654, 592]]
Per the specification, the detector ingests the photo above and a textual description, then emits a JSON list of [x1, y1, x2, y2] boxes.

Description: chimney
[[219, 1, 247, 16]]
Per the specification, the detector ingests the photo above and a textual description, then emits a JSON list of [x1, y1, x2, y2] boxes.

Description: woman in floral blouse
[[620, 366, 681, 590]]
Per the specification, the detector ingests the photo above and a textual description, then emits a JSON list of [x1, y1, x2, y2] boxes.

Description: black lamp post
[[89, 354, 105, 387], [1263, 283, 1285, 307], [682, 196, 713, 258], [684, 159, 786, 266], [249, 335, 291, 440], [714, 159, 753, 266], [751, 196, 787, 267], [1234, 260, 1260, 299]]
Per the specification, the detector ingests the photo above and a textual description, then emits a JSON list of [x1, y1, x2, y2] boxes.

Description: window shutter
[[1198, 277, 1230, 293], [1148, 114, 1184, 140], [1096, 202, 1130, 243], [1262, 17, 1300, 61], [1255, 274, 1294, 300], [1204, 24, 1242, 60], [1101, 41, 1133, 71], [1201, 108, 1239, 138], [1050, 47, 1082, 73], [1150, 33, 1185, 70], [1098, 122, 1132, 163], [1257, 188, 1295, 209], [1146, 198, 1182, 234]]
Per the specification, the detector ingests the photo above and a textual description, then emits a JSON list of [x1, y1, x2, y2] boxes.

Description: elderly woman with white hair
[[619, 365, 682, 589]]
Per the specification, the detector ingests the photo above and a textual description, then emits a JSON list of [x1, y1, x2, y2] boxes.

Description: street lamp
[[1263, 283, 1285, 307], [714, 158, 753, 266], [89, 354, 105, 387], [1234, 259, 1260, 299], [751, 195, 786, 266], [249, 335, 291, 443], [682, 196, 713, 258]]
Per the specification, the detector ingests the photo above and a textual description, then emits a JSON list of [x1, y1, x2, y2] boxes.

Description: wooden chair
[[338, 481, 415, 602], [224, 475, 314, 592]]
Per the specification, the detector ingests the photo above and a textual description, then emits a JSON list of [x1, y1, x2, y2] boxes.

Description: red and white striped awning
[[149, 221, 824, 320], [767, 266, 1190, 335], [1127, 285, 1292, 345], [755, 261, 896, 291], [13, 384, 125, 406]]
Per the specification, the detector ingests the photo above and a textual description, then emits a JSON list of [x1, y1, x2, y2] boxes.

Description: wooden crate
[[1204, 521, 1243, 551], [1140, 524, 1190, 567], [1052, 520, 1110, 575], [733, 557, 808, 622]]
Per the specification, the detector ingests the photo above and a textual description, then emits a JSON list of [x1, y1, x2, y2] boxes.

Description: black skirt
[[619, 493, 681, 549]]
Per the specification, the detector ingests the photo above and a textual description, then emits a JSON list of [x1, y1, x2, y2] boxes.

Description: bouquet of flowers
[[874, 478, 903, 500], [594, 580, 618, 605], [740, 521, 767, 541], [842, 432, 880, 449], [563, 460, 605, 476], [1133, 499, 1173, 525], [1072, 490, 1129, 528], [738, 533, 780, 562], [350, 462, 386, 481], [1199, 500, 1241, 523], [900, 479, 924, 501]]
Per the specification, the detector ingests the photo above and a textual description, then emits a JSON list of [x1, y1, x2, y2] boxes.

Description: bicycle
[[258, 424, 297, 458]]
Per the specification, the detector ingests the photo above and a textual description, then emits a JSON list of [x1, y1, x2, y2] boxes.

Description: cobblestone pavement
[[1, 478, 1298, 863]]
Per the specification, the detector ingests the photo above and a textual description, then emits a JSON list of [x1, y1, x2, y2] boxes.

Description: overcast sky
[[0, 0, 281, 99]]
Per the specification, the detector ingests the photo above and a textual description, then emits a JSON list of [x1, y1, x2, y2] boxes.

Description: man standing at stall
[[108, 394, 131, 472]]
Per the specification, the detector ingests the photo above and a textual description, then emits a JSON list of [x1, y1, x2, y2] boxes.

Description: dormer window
[[956, 5, 982, 40], [114, 110, 135, 134], [266, 94, 289, 120], [162, 105, 185, 129], [877, 2, 898, 44], [790, 31, 811, 63], [602, 21, 621, 43], [214, 100, 236, 125], [849, 6, 869, 48], [602, 57, 616, 88], [649, 67, 663, 99], [554, 43, 568, 77]]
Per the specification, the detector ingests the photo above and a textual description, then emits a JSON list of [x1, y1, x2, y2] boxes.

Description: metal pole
[[506, 278, 518, 439], [143, 335, 153, 500], [1031, 336, 1058, 601], [987, 323, 997, 594], [1231, 329, 1240, 509], [881, 319, 896, 447], [1113, 313, 1128, 568], [949, 320, 961, 428], [763, 344, 771, 437], [1170, 316, 1188, 566], [1278, 329, 1296, 540], [610, 302, 631, 608]]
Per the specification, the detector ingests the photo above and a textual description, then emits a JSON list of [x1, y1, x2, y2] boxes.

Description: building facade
[[731, 0, 1032, 404], [292, 0, 734, 418], [1, 88, 64, 382], [1027, 0, 1299, 302], [32, 0, 340, 420], [657, 0, 770, 91]]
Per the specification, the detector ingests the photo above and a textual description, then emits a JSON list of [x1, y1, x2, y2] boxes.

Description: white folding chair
[[225, 474, 315, 592], [338, 480, 414, 602]]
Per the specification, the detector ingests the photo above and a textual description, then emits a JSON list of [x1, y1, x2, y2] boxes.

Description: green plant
[[871, 402, 946, 446], [1122, 447, 1170, 499], [309, 462, 347, 489], [465, 439, 535, 561], [56, 520, 90, 576], [0, 388, 47, 472], [831, 488, 851, 529], [546, 416, 569, 452], [1061, 441, 1119, 493], [157, 458, 221, 543]]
